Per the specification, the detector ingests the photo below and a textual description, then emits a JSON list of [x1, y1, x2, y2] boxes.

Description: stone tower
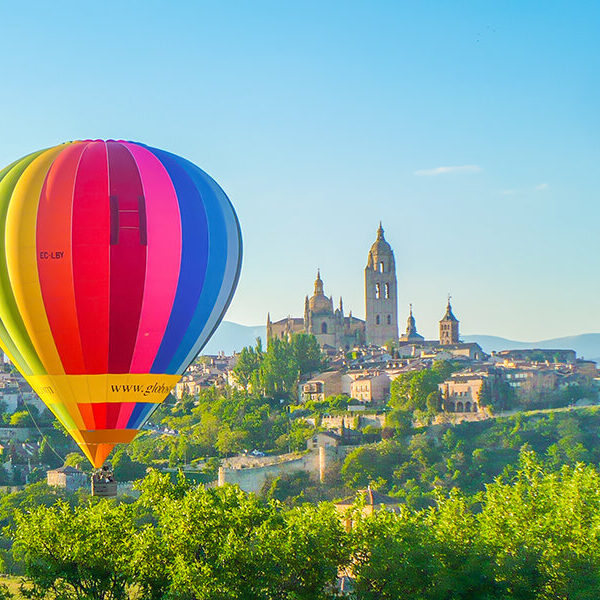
[[439, 297, 459, 345], [365, 223, 398, 346]]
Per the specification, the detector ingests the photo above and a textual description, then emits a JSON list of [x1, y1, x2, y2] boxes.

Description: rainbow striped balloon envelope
[[0, 140, 242, 467]]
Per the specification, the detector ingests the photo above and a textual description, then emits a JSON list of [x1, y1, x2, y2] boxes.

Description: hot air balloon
[[0, 140, 242, 468]]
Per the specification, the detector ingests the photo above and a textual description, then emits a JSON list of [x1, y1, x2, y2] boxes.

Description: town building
[[439, 372, 486, 413], [47, 465, 87, 491], [494, 349, 576, 363], [300, 371, 352, 403], [350, 372, 390, 403], [306, 430, 343, 450]]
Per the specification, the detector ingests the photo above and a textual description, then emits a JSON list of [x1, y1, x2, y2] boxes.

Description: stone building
[[365, 224, 399, 346], [439, 372, 485, 413], [300, 371, 352, 402], [267, 271, 365, 350], [350, 372, 390, 403], [439, 298, 460, 345], [47, 465, 87, 491]]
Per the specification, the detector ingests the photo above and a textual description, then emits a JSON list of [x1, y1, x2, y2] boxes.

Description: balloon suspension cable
[[21, 396, 66, 465]]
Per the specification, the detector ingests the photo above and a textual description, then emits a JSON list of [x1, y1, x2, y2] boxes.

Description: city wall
[[217, 446, 354, 493]]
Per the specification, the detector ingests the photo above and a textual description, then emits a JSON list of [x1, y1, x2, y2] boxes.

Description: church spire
[[406, 304, 417, 335], [377, 221, 384, 239], [399, 303, 423, 342], [442, 295, 458, 322]]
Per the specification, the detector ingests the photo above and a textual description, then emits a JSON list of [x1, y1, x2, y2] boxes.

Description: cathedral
[[267, 224, 461, 350], [267, 270, 366, 349]]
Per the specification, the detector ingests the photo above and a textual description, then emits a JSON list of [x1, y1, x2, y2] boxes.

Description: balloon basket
[[91, 466, 117, 498]]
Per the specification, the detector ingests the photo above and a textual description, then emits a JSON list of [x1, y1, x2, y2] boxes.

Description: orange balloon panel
[[0, 141, 242, 466]]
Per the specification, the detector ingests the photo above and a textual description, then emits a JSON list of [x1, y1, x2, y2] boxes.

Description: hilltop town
[[159, 225, 599, 493], [0, 225, 597, 494]]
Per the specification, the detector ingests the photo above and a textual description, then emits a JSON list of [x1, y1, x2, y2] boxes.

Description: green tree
[[342, 441, 407, 490], [290, 333, 324, 378], [132, 482, 350, 600], [9, 411, 33, 427], [259, 337, 300, 399], [13, 500, 136, 600], [232, 338, 263, 391], [389, 361, 459, 415], [63, 452, 87, 469], [38, 438, 62, 469], [112, 450, 147, 481], [215, 424, 248, 456], [479, 449, 600, 599]]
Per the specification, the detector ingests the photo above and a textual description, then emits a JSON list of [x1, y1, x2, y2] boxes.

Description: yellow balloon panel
[[27, 373, 180, 404], [25, 373, 180, 467]]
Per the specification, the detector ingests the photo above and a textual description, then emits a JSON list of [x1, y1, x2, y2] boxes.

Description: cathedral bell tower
[[365, 223, 398, 346]]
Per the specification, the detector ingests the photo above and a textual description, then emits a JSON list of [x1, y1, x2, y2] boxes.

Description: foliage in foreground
[[341, 407, 600, 506], [12, 472, 348, 600], [9, 452, 600, 600]]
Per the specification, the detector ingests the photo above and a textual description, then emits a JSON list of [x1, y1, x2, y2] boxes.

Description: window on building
[[384, 283, 390, 298], [375, 283, 381, 299], [376, 315, 380, 325], [321, 322, 328, 334], [387, 315, 391, 325], [379, 261, 384, 273]]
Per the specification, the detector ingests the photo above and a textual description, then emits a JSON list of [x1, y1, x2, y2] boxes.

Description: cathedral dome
[[308, 270, 333, 314]]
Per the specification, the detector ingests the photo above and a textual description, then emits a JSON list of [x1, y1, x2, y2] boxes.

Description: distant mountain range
[[201, 322, 266, 355], [201, 322, 600, 363], [462, 334, 600, 363]]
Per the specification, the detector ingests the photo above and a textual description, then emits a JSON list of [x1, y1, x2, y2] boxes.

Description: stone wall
[[217, 446, 354, 494]]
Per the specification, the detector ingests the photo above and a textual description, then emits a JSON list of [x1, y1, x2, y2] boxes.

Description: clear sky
[[0, 1, 597, 341]]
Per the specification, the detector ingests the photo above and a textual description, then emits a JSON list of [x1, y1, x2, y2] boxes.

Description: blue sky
[[0, 1, 598, 340]]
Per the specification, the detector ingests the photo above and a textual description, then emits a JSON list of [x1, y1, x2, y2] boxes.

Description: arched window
[[375, 315, 380, 325], [321, 322, 328, 334], [457, 401, 464, 412], [375, 283, 381, 299], [465, 402, 471, 413], [387, 315, 391, 325], [379, 261, 384, 273], [384, 283, 390, 299]]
